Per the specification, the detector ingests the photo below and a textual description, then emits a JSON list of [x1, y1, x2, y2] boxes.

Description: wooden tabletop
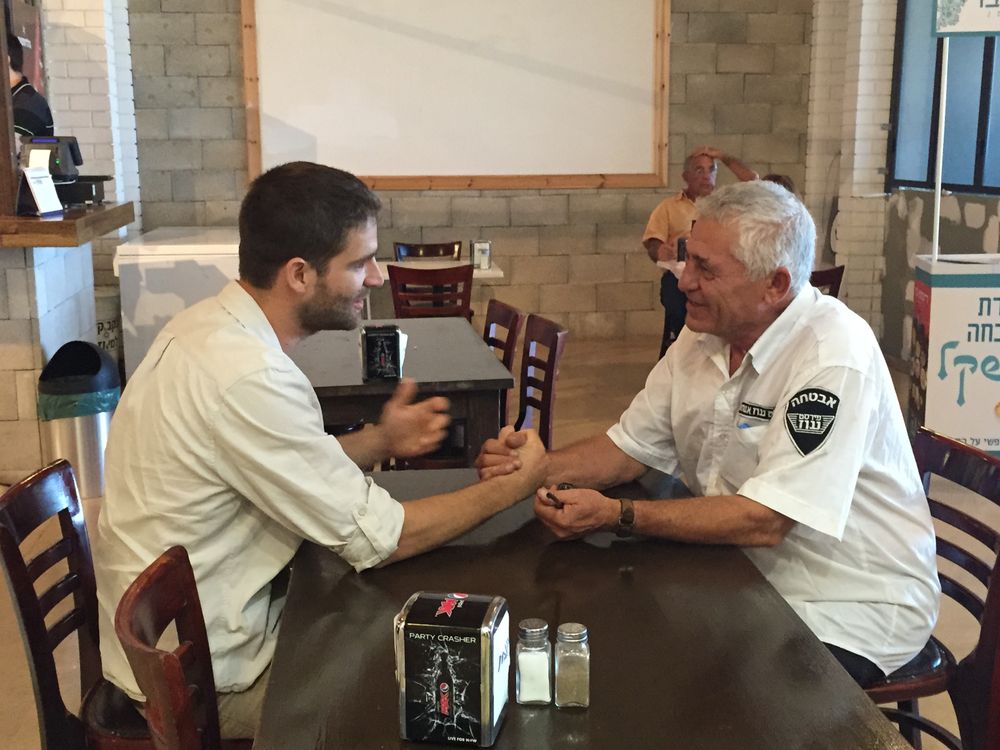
[[290, 317, 513, 397], [255, 469, 907, 750]]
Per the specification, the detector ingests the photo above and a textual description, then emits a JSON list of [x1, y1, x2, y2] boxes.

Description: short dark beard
[[297, 295, 362, 334]]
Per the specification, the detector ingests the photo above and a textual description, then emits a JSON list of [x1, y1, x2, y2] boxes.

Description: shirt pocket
[[719, 425, 767, 493]]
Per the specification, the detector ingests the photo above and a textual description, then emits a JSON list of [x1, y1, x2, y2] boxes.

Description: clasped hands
[[476, 426, 617, 540]]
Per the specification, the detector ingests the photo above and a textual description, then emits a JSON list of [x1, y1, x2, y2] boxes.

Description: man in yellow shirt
[[644, 146, 757, 354]]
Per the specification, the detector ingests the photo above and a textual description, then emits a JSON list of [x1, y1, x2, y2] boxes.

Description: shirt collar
[[11, 76, 29, 96], [216, 280, 284, 352], [745, 285, 820, 373]]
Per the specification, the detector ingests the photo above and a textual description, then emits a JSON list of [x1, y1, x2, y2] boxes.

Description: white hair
[[696, 180, 816, 294]]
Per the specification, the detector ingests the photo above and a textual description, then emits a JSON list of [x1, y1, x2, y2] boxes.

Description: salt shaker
[[515, 618, 552, 705], [554, 622, 590, 708]]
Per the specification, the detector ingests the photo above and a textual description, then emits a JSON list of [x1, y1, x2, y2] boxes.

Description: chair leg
[[897, 699, 921, 750]]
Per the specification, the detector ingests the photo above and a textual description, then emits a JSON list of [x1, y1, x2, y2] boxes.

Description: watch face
[[362, 326, 402, 381]]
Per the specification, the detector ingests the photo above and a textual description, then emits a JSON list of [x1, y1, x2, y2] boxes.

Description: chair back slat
[[930, 498, 1000, 555], [482, 300, 525, 426], [115, 545, 223, 750], [47, 607, 89, 651], [388, 264, 474, 320], [937, 537, 993, 590], [810, 265, 845, 297], [939, 574, 986, 622], [25, 536, 75, 582], [393, 241, 462, 261], [513, 314, 568, 449], [37, 570, 82, 618], [913, 428, 1000, 750]]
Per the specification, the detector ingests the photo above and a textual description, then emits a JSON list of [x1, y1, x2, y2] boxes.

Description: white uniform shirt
[[607, 286, 940, 674], [95, 281, 404, 697]]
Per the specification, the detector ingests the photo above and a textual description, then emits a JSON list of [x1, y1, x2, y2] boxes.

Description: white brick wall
[[41, 0, 142, 286], [805, 0, 897, 336]]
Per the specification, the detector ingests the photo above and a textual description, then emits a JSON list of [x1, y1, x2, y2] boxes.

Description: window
[[887, 0, 999, 194]]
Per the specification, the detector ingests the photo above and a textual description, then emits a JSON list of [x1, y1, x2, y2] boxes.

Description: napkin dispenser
[[394, 592, 510, 747], [362, 325, 403, 381]]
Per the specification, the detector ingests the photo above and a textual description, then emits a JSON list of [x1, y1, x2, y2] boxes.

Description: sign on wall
[[935, 0, 1000, 35]]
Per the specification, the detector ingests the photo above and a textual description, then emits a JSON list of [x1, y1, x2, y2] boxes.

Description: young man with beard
[[94, 162, 548, 740]]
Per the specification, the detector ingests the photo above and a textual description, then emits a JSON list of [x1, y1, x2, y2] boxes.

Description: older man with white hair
[[479, 180, 940, 686]]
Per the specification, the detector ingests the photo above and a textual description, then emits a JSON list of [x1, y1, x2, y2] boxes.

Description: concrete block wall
[[128, 0, 247, 238], [41, 0, 142, 286], [125, 3, 813, 337]]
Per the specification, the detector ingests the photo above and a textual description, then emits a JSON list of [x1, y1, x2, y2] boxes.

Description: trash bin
[[37, 341, 121, 498]]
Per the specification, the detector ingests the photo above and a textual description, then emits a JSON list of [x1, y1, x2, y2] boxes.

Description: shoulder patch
[[784, 387, 839, 456]]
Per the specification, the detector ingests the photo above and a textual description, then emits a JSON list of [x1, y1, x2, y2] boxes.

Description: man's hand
[[506, 429, 549, 496], [694, 144, 723, 161], [475, 425, 527, 479], [378, 378, 450, 458], [533, 485, 619, 540]]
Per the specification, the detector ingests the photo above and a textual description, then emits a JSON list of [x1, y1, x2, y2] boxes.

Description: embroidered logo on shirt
[[737, 401, 775, 423], [784, 387, 839, 456]]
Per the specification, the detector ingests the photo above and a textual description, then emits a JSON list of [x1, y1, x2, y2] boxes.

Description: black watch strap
[[615, 498, 635, 538]]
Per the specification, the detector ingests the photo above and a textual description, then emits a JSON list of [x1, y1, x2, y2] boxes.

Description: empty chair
[[865, 428, 1000, 750], [482, 299, 526, 426], [0, 459, 151, 750], [810, 265, 845, 297], [115, 545, 252, 750], [393, 241, 462, 261], [388, 263, 474, 320], [513, 314, 569, 449]]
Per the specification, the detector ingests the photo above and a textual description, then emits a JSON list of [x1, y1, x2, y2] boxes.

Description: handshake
[[475, 426, 615, 540], [474, 425, 547, 482]]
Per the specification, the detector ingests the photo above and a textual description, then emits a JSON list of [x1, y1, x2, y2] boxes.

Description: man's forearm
[[385, 472, 532, 563], [546, 434, 646, 490], [633, 493, 793, 546], [644, 238, 664, 263], [336, 425, 389, 469], [721, 154, 759, 183]]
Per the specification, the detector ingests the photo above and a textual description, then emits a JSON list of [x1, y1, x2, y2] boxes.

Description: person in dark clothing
[[7, 34, 53, 137]]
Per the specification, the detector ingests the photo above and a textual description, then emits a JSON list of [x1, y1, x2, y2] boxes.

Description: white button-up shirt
[[95, 282, 404, 697], [607, 286, 940, 674]]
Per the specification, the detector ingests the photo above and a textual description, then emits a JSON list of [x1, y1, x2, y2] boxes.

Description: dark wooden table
[[255, 470, 908, 750], [290, 318, 513, 464]]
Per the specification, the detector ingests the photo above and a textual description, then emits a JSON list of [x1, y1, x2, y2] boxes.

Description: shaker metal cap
[[556, 622, 588, 642], [518, 618, 549, 640]]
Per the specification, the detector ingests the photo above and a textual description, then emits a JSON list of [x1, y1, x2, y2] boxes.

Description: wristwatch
[[615, 498, 635, 538]]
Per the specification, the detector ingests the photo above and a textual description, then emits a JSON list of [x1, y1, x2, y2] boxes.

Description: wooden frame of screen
[[240, 0, 670, 190]]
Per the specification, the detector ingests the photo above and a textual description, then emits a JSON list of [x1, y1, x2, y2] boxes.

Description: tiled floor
[[0, 336, 989, 749]]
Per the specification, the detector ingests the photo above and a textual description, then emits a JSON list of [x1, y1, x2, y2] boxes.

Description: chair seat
[[83, 678, 152, 745], [864, 637, 955, 703]]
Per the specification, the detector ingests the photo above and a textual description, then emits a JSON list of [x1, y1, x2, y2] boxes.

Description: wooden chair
[[115, 545, 252, 750], [387, 263, 474, 320], [865, 428, 1000, 750], [882, 623, 1000, 750], [483, 299, 526, 426], [393, 241, 462, 261], [0, 459, 152, 750], [810, 265, 845, 297], [513, 314, 569, 449]]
